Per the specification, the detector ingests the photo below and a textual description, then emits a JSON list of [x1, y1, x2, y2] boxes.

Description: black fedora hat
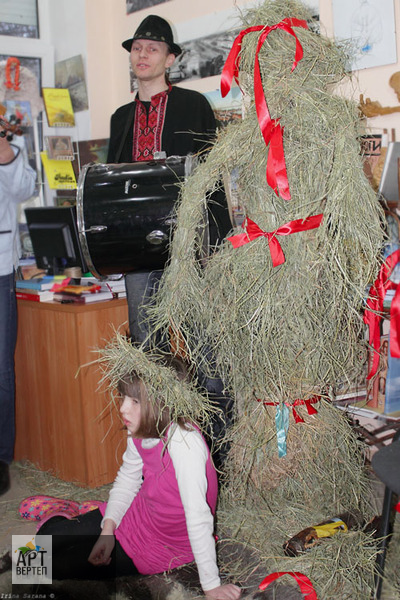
[[122, 15, 182, 56]]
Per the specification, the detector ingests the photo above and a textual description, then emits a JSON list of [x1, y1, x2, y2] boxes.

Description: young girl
[[37, 355, 241, 600]]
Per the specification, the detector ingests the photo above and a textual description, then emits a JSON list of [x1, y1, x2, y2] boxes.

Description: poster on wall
[[55, 55, 89, 112], [204, 87, 243, 129], [168, 29, 240, 85], [126, 0, 171, 14], [332, 0, 397, 71]]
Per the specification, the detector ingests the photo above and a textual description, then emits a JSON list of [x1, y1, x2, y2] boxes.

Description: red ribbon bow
[[221, 18, 308, 200], [259, 571, 318, 599], [364, 249, 400, 380], [227, 214, 323, 267], [258, 396, 320, 424]]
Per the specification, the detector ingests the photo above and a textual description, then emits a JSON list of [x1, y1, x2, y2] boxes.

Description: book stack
[[15, 275, 65, 302], [82, 276, 126, 298], [52, 283, 113, 304], [103, 280, 126, 298]]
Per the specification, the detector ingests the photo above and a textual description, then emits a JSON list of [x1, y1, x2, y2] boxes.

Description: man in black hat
[[107, 14, 232, 343], [107, 14, 219, 166]]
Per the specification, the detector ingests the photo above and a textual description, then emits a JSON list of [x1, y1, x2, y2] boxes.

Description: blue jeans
[[0, 271, 17, 464], [125, 270, 163, 346]]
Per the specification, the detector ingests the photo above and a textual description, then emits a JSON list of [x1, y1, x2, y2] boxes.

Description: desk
[[14, 298, 128, 487]]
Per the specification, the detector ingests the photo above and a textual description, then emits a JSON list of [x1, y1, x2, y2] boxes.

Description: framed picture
[[126, 0, 171, 14], [55, 55, 89, 113], [45, 135, 74, 161]]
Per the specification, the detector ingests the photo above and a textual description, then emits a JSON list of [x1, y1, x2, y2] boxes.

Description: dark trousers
[[125, 270, 163, 346], [0, 272, 17, 464], [37, 509, 139, 580]]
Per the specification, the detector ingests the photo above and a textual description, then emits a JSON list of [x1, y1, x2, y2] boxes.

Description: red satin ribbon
[[227, 214, 323, 267], [259, 571, 319, 599], [258, 396, 320, 424], [221, 18, 308, 200], [364, 249, 400, 380]]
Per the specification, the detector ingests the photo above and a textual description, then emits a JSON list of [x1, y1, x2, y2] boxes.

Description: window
[[0, 0, 39, 38]]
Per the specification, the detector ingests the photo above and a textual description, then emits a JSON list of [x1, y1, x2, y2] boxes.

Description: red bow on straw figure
[[221, 18, 308, 200], [259, 571, 319, 599], [227, 214, 323, 267], [258, 396, 320, 424]]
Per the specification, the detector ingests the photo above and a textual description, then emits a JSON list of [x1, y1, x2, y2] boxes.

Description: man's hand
[[204, 583, 241, 599]]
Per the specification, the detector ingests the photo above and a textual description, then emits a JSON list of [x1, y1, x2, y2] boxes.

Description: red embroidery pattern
[[132, 88, 169, 161]]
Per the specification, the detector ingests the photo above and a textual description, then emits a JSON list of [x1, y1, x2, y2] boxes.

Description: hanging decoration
[[5, 57, 20, 91]]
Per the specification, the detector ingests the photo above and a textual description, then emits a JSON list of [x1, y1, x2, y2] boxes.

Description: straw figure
[[98, 0, 395, 597]]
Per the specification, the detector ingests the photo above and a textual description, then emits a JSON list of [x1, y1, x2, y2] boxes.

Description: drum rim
[[76, 162, 102, 279]]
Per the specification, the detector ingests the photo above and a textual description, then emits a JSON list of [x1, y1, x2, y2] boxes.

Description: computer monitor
[[24, 206, 87, 275]]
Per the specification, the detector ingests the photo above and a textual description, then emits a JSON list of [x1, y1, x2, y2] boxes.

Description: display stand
[[14, 298, 128, 487]]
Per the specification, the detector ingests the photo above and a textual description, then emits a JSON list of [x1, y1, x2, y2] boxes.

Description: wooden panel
[[15, 298, 128, 487]]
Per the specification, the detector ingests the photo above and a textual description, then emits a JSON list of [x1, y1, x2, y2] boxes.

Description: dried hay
[[147, 0, 384, 407], [138, 0, 387, 597], [223, 401, 371, 509], [95, 331, 219, 434], [13, 461, 111, 502]]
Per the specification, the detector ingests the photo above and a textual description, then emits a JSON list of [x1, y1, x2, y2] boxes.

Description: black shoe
[[0, 461, 10, 496]]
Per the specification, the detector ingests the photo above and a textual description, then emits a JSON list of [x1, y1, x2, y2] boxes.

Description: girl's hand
[[205, 584, 241, 599], [87, 532, 115, 566]]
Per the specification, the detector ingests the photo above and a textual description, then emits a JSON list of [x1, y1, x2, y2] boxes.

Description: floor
[[0, 460, 398, 600]]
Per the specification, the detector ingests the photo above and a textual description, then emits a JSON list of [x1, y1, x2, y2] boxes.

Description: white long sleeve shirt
[[0, 142, 36, 276]]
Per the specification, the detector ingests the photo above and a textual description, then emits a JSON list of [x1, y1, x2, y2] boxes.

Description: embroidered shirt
[[132, 87, 170, 161]]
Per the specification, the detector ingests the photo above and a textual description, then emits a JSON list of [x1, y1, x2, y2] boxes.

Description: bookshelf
[[14, 298, 128, 487]]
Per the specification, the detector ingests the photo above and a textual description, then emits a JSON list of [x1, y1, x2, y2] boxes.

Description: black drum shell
[[77, 159, 188, 277]]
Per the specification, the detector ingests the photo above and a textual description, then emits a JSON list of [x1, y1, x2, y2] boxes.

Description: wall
[[47, 0, 91, 139], [83, 0, 400, 142], [320, 0, 400, 141]]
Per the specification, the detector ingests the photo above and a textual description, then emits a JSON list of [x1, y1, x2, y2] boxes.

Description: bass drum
[[76, 156, 200, 278]]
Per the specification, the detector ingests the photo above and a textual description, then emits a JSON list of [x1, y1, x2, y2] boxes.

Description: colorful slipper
[[78, 500, 103, 515], [19, 495, 80, 527]]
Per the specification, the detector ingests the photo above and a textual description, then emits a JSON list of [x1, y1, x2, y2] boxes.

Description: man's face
[[130, 39, 176, 83]]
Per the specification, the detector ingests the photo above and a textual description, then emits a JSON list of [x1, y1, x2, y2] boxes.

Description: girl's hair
[[117, 355, 190, 439]]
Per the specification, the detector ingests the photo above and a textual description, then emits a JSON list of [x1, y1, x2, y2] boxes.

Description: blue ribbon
[[275, 403, 290, 458]]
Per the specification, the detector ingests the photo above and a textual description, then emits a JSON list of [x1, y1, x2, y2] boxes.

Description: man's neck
[[137, 77, 169, 102]]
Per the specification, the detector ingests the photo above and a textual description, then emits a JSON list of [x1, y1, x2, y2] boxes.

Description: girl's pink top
[[100, 427, 218, 575]]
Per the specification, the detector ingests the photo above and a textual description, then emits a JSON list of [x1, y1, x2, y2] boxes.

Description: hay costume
[[142, 0, 394, 597]]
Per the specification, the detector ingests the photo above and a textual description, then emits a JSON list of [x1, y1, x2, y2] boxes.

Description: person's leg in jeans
[[0, 271, 17, 493], [38, 509, 138, 580], [125, 270, 163, 347]]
